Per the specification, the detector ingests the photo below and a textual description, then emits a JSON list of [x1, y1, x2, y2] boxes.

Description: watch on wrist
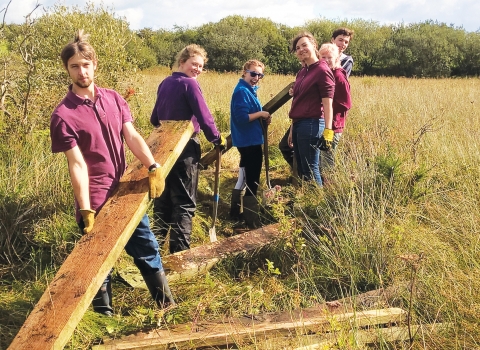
[[148, 162, 161, 172]]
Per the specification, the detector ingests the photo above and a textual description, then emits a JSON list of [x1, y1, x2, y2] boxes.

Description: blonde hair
[[174, 44, 208, 69], [318, 43, 341, 68], [242, 59, 265, 73]]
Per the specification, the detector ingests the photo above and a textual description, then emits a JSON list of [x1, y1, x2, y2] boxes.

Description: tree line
[[2, 4, 480, 81], [138, 16, 480, 78], [1, 3, 479, 138]]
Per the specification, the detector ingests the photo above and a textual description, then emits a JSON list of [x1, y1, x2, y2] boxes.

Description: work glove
[[214, 135, 227, 151], [318, 128, 334, 151], [79, 209, 96, 234], [148, 163, 165, 199]]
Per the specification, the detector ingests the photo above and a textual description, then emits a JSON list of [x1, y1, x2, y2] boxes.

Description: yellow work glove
[[214, 135, 227, 150], [79, 208, 96, 234], [319, 128, 335, 151], [148, 162, 165, 199]]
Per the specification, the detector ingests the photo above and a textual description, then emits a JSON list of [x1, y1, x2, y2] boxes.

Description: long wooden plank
[[293, 323, 449, 349], [8, 121, 194, 350], [92, 308, 405, 349], [199, 81, 294, 168], [262, 81, 295, 114], [119, 221, 291, 288]]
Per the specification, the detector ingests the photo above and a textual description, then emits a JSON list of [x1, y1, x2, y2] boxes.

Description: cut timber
[[8, 121, 194, 350], [199, 81, 294, 168], [120, 221, 291, 288], [293, 323, 450, 349], [92, 307, 405, 350]]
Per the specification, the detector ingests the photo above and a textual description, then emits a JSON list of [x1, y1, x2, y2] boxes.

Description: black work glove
[[214, 135, 227, 151]]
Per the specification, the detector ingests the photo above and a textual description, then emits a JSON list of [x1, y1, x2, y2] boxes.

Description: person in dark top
[[150, 44, 226, 254], [318, 43, 352, 174], [279, 28, 354, 173], [51, 30, 174, 316], [287, 31, 335, 185]]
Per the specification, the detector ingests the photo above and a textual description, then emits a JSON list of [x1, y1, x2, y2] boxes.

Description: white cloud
[[116, 7, 144, 29], [3, 0, 43, 24], [2, 0, 479, 32]]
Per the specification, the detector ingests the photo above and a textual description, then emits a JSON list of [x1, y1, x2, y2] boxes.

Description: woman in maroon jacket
[[318, 43, 352, 172], [287, 32, 335, 185]]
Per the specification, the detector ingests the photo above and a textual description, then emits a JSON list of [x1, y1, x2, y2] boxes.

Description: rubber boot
[[243, 195, 261, 229], [230, 188, 245, 220], [143, 270, 176, 309], [93, 274, 114, 316]]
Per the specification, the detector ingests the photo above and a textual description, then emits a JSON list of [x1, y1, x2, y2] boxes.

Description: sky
[[3, 0, 480, 33]]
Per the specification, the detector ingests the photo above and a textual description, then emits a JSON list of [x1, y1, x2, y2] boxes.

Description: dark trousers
[[79, 214, 163, 314], [278, 127, 294, 168], [153, 137, 200, 254], [238, 144, 263, 197]]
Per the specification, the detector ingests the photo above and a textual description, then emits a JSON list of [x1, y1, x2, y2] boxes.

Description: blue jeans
[[292, 118, 325, 185], [79, 213, 163, 314]]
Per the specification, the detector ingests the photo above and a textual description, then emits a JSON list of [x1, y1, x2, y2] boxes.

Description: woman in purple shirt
[[150, 44, 225, 254], [288, 32, 335, 185]]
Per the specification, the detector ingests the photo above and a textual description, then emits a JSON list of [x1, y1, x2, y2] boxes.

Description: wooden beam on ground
[[293, 323, 450, 349], [199, 81, 294, 168], [119, 221, 292, 288], [8, 121, 195, 350], [92, 307, 406, 350], [337, 283, 409, 310]]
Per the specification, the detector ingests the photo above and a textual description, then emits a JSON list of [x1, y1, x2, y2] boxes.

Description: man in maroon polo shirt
[[50, 30, 175, 316]]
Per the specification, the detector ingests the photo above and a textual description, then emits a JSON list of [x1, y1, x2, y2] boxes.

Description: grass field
[[1, 70, 480, 349]]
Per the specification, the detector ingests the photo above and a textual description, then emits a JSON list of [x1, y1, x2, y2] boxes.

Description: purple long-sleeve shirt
[[150, 72, 220, 143], [289, 60, 335, 120]]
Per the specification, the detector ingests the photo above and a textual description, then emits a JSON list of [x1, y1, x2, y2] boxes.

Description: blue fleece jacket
[[230, 79, 264, 148]]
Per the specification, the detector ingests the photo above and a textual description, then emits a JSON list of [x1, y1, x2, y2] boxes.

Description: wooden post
[[8, 121, 194, 350]]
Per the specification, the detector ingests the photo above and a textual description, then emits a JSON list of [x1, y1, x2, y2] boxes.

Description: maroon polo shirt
[[289, 59, 335, 121], [332, 67, 352, 133], [50, 85, 131, 221]]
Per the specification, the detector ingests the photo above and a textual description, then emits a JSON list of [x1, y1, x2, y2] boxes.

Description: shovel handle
[[260, 119, 271, 189], [211, 146, 222, 227]]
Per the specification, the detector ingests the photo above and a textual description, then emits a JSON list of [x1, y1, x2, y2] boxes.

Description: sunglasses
[[246, 70, 264, 79]]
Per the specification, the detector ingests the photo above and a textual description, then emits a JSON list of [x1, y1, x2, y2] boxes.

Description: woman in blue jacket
[[230, 60, 271, 228]]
